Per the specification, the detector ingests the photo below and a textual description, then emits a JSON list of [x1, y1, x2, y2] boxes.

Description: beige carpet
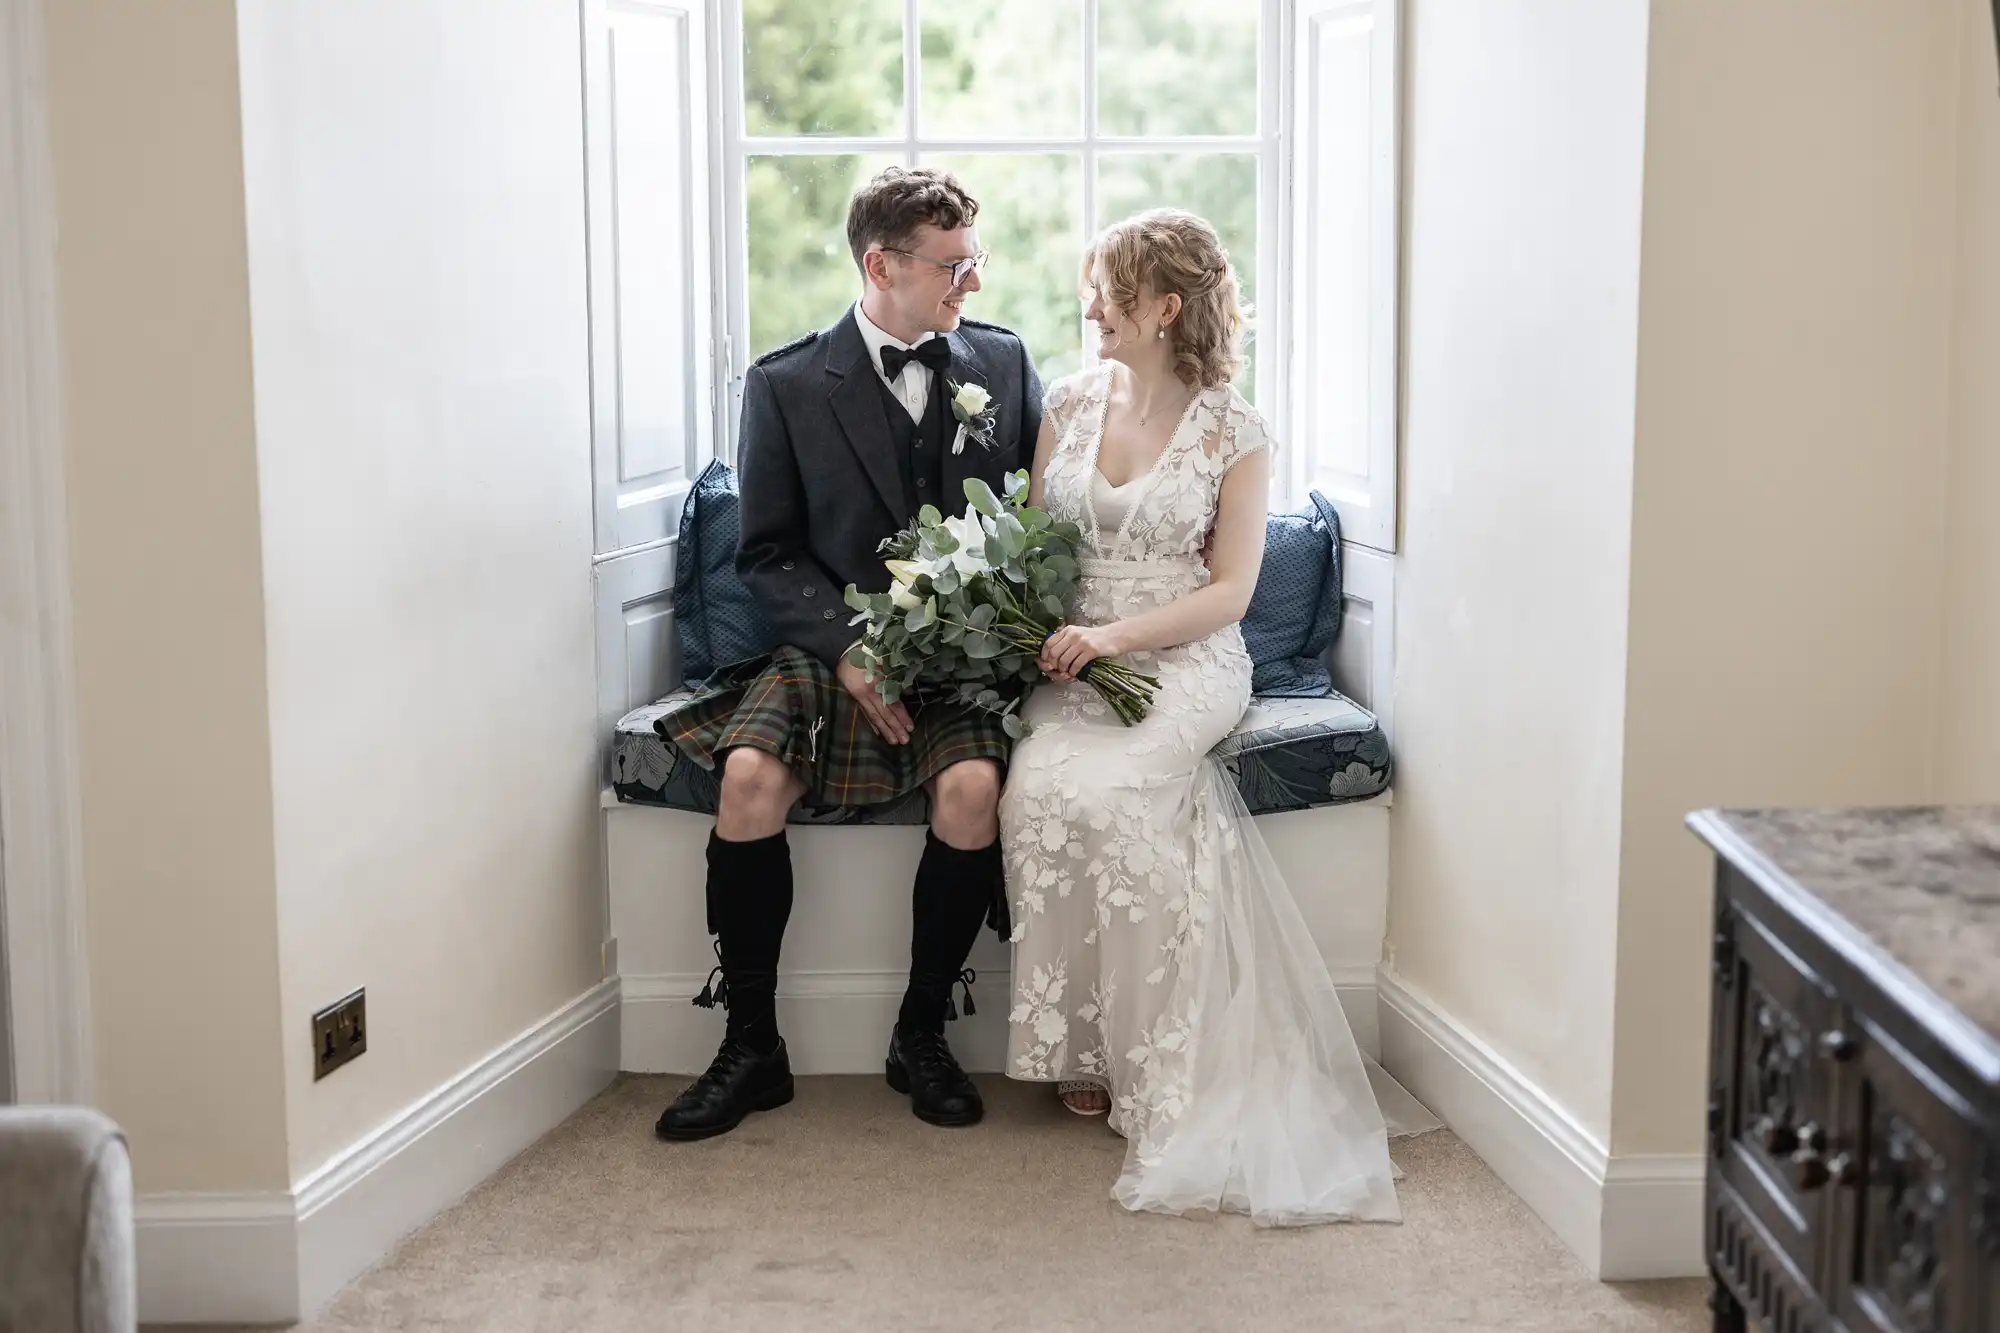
[[160, 1075, 1707, 1332]]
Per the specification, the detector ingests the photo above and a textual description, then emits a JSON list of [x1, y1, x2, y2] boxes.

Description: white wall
[[1611, 0, 1963, 1156], [45, 0, 293, 1194], [233, 0, 606, 1180], [1939, 0, 2000, 803], [1388, 0, 1652, 1145]]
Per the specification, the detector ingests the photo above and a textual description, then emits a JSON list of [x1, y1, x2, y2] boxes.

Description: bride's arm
[[1041, 447, 1270, 677], [1026, 410, 1058, 509]]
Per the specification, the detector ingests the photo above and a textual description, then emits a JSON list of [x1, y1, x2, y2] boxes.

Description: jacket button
[[781, 559, 796, 571], [916, 477, 928, 488], [821, 609, 836, 620], [802, 585, 817, 598]]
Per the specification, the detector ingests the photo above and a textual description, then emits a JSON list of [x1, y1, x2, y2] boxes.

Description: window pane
[[743, 0, 903, 137], [746, 154, 900, 356], [1096, 153, 1259, 396], [918, 0, 1082, 139], [925, 154, 1085, 386], [1096, 0, 1257, 137]]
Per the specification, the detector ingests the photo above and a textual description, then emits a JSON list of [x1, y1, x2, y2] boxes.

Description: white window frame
[[714, 0, 1291, 480], [1284, 0, 1400, 550], [579, 0, 1402, 756]]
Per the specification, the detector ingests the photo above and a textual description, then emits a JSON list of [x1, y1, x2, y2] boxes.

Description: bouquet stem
[[985, 619, 1159, 727]]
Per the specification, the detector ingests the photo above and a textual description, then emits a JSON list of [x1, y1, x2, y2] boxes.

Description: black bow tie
[[880, 338, 952, 380]]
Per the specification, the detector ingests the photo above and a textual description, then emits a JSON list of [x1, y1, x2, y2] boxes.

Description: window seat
[[610, 689, 1392, 823]]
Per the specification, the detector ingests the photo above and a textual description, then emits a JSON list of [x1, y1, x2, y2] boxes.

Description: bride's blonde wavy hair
[[1083, 209, 1247, 390]]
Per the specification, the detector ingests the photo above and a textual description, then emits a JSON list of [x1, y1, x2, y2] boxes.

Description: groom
[[655, 167, 1043, 1140]]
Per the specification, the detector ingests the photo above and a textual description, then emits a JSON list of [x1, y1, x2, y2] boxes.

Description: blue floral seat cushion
[[612, 690, 1391, 823]]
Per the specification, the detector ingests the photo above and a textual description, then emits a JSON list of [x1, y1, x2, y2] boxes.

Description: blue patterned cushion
[[1211, 695, 1392, 813], [674, 460, 774, 687], [613, 689, 1391, 821], [1241, 492, 1343, 696]]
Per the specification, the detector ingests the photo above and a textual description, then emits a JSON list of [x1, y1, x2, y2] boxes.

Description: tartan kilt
[[657, 645, 1013, 810]]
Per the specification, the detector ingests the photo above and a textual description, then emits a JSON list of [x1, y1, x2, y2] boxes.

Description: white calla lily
[[889, 578, 922, 611], [942, 509, 990, 577]]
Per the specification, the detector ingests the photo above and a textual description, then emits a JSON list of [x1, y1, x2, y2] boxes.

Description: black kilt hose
[[659, 647, 1012, 810]]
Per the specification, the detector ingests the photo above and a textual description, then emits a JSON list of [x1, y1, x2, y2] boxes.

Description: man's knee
[[718, 748, 799, 826], [931, 760, 1001, 846]]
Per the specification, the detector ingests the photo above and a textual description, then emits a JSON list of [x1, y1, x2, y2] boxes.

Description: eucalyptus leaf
[[963, 477, 1002, 518]]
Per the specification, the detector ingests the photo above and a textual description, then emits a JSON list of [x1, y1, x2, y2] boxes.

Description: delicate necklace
[[1135, 384, 1194, 428]]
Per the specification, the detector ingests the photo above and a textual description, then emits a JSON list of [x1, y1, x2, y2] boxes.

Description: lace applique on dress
[[999, 365, 1432, 1228]]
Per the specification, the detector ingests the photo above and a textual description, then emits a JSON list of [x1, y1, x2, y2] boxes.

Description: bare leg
[[716, 747, 804, 842], [928, 758, 1000, 850]]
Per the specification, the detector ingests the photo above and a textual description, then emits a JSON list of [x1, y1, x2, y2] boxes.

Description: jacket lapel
[[941, 328, 994, 501], [825, 308, 909, 520]]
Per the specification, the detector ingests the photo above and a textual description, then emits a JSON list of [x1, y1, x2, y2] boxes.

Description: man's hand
[[837, 651, 913, 745]]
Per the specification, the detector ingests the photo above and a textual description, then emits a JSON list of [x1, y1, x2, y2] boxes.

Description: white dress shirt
[[853, 304, 940, 424]]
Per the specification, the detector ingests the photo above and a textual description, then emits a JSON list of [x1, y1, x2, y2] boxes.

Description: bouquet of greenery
[[842, 472, 1160, 735]]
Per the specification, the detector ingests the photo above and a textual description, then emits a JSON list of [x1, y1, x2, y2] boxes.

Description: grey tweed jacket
[[735, 305, 1044, 667]]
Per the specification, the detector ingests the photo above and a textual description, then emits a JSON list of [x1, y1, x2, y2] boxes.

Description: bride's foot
[[1057, 1080, 1110, 1116]]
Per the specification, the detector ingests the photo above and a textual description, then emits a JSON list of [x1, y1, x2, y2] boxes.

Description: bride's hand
[[1041, 623, 1124, 682]]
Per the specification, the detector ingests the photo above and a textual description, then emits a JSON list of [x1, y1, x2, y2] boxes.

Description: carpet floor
[[159, 1075, 1708, 1332]]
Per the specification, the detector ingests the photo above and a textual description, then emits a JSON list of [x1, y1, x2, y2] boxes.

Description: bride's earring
[[1156, 327, 1166, 340]]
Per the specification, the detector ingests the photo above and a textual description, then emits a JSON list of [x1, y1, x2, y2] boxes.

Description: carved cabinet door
[[1825, 1019, 1987, 1333], [1717, 903, 1844, 1300]]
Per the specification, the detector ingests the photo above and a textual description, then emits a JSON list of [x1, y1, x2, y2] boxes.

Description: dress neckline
[[1090, 365, 1210, 490], [1083, 365, 1214, 551]]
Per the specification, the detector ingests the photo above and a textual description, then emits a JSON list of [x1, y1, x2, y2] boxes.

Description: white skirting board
[[623, 968, 1384, 1076], [606, 798, 1393, 1074], [133, 980, 619, 1325], [1377, 970, 1704, 1281]]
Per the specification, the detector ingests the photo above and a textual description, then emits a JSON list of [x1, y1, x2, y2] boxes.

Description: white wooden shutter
[[584, 0, 720, 556], [1287, 0, 1400, 551], [594, 544, 680, 769]]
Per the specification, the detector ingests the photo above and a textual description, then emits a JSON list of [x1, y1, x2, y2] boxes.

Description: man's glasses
[[883, 247, 990, 290]]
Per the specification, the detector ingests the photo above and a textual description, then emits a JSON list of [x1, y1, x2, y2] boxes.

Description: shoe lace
[[694, 1036, 759, 1088], [900, 1024, 965, 1078]]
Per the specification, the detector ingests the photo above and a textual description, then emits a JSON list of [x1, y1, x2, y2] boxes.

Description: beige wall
[[1390, 0, 1652, 1143], [1611, 0, 1964, 1156], [46, 0, 602, 1193], [45, 0, 291, 1193], [1939, 0, 2000, 802], [232, 0, 605, 1179]]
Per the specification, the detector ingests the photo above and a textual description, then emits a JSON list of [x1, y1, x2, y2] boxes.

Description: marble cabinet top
[[1699, 806, 2000, 1042]]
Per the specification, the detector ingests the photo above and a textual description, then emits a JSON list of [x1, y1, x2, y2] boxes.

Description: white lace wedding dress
[[1000, 366, 1435, 1227]]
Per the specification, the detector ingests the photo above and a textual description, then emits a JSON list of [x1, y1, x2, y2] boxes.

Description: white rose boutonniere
[[947, 379, 999, 455]]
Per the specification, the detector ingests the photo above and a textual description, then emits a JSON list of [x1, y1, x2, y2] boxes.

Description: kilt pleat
[[658, 646, 1012, 809]]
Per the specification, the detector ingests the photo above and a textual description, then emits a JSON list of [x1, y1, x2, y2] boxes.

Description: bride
[[1000, 209, 1431, 1226]]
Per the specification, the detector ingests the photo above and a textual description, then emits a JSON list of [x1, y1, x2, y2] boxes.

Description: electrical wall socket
[[312, 988, 367, 1081]]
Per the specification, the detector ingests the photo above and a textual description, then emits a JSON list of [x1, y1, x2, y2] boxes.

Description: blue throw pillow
[[1241, 492, 1343, 696], [673, 460, 774, 688]]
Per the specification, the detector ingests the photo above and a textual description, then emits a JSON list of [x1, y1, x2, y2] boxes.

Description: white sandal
[[1057, 1080, 1110, 1116]]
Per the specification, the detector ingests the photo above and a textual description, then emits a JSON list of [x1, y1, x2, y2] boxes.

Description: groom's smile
[[869, 222, 986, 340]]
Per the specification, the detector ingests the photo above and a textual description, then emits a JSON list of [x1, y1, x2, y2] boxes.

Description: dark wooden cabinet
[[1692, 808, 2000, 1333]]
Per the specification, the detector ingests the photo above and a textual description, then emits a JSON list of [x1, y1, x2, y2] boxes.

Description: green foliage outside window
[[740, 0, 1259, 396]]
